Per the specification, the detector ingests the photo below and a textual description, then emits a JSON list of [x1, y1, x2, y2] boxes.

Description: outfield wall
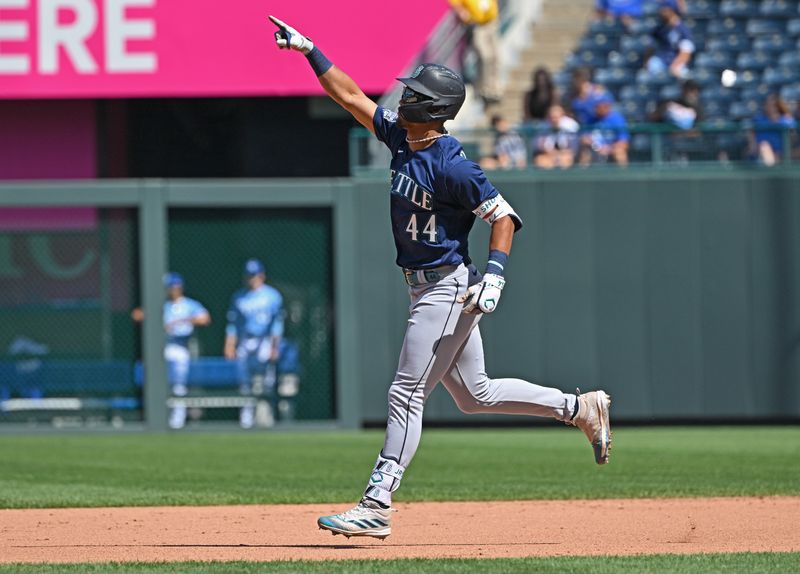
[[1, 168, 798, 429]]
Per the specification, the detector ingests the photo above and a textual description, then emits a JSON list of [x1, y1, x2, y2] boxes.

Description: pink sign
[[0, 0, 449, 98]]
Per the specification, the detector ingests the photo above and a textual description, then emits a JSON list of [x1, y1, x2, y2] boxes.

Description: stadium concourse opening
[[102, 97, 363, 178]]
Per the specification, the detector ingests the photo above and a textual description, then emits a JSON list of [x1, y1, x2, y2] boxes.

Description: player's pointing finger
[[268, 15, 288, 30]]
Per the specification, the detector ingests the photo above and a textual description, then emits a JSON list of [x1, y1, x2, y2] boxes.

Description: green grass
[[1, 554, 799, 573], [0, 427, 797, 508]]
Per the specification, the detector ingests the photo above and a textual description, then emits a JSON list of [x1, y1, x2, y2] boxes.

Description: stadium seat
[[694, 51, 737, 70], [780, 84, 800, 105], [684, 17, 710, 38], [607, 50, 643, 70], [658, 84, 682, 101], [620, 35, 655, 53], [578, 33, 620, 52], [707, 18, 747, 36], [620, 99, 648, 122], [628, 17, 658, 36], [686, 0, 721, 19], [702, 86, 739, 105], [777, 50, 800, 68], [763, 66, 800, 86], [736, 51, 772, 70], [588, 18, 626, 36], [636, 69, 673, 86], [739, 84, 771, 102], [565, 50, 607, 70], [701, 99, 731, 120], [720, 0, 760, 18], [746, 19, 786, 36], [729, 99, 761, 119], [788, 19, 800, 36], [706, 35, 750, 53], [753, 34, 794, 52], [643, 0, 661, 17], [759, 0, 796, 18], [595, 67, 636, 87], [691, 67, 722, 87], [732, 69, 762, 88]]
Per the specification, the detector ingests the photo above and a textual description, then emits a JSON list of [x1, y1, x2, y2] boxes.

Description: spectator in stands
[[225, 258, 284, 429], [566, 67, 612, 125], [651, 79, 703, 129], [579, 94, 630, 167], [481, 115, 528, 170], [533, 105, 580, 169], [450, 0, 503, 107], [131, 272, 211, 429], [748, 95, 797, 166], [646, 0, 694, 78], [524, 67, 558, 123], [594, 0, 644, 29]]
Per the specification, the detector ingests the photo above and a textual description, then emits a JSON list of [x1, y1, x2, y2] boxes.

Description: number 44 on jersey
[[406, 214, 437, 243]]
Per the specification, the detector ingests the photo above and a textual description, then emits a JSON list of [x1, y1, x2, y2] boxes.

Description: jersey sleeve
[[444, 159, 499, 211], [188, 298, 208, 319], [225, 294, 240, 337], [372, 106, 406, 154], [270, 292, 285, 338]]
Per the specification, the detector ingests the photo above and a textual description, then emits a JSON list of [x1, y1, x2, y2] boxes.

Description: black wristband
[[306, 46, 333, 77]]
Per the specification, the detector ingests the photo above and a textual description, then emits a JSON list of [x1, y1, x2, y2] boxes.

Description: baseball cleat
[[572, 390, 612, 464], [317, 499, 392, 539]]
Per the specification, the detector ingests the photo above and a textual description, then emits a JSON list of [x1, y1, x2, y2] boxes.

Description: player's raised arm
[[269, 16, 377, 134]]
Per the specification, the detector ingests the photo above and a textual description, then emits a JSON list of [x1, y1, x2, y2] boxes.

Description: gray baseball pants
[[380, 264, 577, 470]]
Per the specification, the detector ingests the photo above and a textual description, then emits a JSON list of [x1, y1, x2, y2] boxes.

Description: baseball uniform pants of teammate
[[165, 343, 190, 430], [365, 264, 576, 505], [237, 337, 277, 428]]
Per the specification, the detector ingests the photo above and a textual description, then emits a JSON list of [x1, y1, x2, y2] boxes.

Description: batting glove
[[458, 273, 505, 314], [269, 15, 314, 55]]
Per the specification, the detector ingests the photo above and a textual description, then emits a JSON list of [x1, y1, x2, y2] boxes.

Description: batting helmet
[[397, 64, 466, 124]]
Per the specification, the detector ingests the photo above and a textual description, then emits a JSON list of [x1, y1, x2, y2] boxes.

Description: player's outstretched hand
[[458, 273, 505, 314], [269, 15, 314, 54]]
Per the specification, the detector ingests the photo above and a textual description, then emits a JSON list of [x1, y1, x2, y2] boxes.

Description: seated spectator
[[646, 0, 694, 78], [524, 67, 558, 123], [566, 67, 613, 125], [651, 79, 703, 129], [749, 95, 797, 166], [481, 115, 527, 170], [595, 0, 645, 28], [533, 105, 580, 169], [579, 94, 630, 167]]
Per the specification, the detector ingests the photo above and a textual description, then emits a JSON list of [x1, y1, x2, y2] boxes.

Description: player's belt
[[403, 265, 455, 286]]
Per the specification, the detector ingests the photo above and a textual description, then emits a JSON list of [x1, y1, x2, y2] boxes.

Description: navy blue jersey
[[373, 106, 506, 270], [652, 21, 694, 64]]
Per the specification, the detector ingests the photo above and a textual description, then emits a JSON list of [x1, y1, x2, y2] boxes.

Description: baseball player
[[269, 16, 612, 539], [224, 259, 284, 429], [132, 272, 211, 429]]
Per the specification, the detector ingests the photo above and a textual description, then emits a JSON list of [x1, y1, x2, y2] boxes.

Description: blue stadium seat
[[736, 51, 772, 70], [780, 84, 800, 104], [588, 18, 626, 36], [620, 34, 655, 53], [746, 19, 786, 35], [687, 0, 721, 19], [788, 19, 800, 36], [720, 0, 760, 18], [684, 17, 710, 37], [706, 35, 750, 53], [732, 69, 762, 88], [578, 33, 620, 52], [691, 66, 722, 87], [701, 99, 731, 119], [707, 18, 747, 36], [760, 0, 796, 18], [739, 84, 771, 102], [620, 99, 648, 122], [628, 17, 658, 36], [607, 50, 644, 70], [702, 86, 739, 104], [595, 67, 636, 88], [623, 83, 658, 100], [778, 51, 800, 68], [753, 34, 794, 52], [636, 69, 673, 86], [694, 51, 737, 70], [565, 50, 607, 70], [643, 0, 660, 17], [658, 84, 682, 101], [729, 99, 761, 119], [763, 66, 800, 86]]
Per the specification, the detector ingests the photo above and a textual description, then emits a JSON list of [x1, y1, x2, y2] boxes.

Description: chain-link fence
[[0, 208, 141, 427], [157, 207, 335, 429]]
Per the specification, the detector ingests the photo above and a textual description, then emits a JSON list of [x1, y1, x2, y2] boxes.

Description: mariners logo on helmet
[[397, 63, 466, 124]]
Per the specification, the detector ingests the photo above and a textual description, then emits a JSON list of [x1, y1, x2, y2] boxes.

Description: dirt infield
[[1, 497, 798, 563]]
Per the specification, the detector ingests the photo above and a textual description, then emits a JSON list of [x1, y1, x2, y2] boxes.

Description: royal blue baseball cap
[[163, 272, 184, 288], [244, 258, 265, 276], [594, 92, 614, 106]]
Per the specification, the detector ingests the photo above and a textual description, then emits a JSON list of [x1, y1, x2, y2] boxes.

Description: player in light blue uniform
[[270, 15, 613, 539], [224, 259, 284, 429], [132, 272, 211, 429]]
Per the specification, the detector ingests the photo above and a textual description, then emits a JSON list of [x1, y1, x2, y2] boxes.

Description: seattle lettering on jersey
[[390, 170, 432, 211]]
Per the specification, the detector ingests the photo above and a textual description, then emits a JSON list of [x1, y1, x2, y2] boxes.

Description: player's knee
[[454, 398, 484, 414]]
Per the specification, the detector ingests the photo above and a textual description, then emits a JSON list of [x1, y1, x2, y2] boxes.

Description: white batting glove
[[457, 273, 505, 314], [269, 15, 314, 55]]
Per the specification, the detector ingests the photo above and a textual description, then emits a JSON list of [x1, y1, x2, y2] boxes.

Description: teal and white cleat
[[572, 390, 612, 464], [318, 499, 392, 540]]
